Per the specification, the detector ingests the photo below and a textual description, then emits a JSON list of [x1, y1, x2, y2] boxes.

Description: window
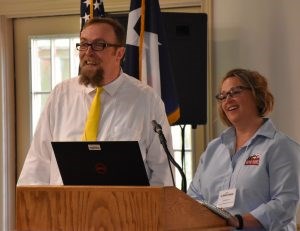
[[172, 125, 193, 189], [30, 35, 79, 133], [30, 35, 192, 189]]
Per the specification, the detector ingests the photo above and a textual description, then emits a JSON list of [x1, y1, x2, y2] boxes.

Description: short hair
[[217, 68, 274, 126], [81, 17, 126, 46]]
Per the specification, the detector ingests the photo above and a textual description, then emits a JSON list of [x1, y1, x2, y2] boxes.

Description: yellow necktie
[[82, 87, 103, 141]]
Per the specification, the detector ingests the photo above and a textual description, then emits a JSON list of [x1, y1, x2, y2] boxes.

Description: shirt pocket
[[109, 125, 142, 141]]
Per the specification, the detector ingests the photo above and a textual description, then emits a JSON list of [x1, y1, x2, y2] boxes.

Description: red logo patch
[[245, 154, 260, 165]]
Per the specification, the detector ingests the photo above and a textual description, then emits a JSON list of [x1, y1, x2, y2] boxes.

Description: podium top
[[16, 186, 232, 231]]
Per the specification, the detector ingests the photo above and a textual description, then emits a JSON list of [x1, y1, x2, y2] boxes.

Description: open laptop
[[51, 141, 150, 186]]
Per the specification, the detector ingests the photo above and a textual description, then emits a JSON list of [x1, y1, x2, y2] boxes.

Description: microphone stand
[[152, 121, 187, 193]]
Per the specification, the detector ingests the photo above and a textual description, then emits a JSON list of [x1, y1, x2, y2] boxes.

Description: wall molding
[[0, 0, 204, 18]]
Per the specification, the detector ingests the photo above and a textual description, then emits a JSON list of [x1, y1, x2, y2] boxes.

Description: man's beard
[[79, 64, 104, 87]]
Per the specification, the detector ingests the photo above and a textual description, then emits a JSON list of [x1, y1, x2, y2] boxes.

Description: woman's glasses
[[215, 85, 251, 102]]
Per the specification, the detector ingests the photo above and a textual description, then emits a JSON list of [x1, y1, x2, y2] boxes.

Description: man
[[18, 17, 174, 186]]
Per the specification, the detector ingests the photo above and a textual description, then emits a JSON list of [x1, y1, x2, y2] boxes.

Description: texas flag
[[123, 0, 180, 124]]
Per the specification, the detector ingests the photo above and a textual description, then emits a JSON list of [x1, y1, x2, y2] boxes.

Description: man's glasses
[[215, 85, 251, 102], [76, 41, 122, 51]]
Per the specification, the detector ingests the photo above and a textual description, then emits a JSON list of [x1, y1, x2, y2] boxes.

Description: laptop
[[51, 141, 150, 186]]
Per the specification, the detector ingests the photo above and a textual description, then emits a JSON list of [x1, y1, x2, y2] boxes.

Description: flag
[[123, 0, 180, 124], [80, 0, 105, 30]]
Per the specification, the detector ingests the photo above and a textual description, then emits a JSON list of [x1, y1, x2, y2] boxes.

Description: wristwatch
[[235, 214, 244, 230]]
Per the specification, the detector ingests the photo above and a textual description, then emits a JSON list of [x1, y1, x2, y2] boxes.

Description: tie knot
[[96, 87, 103, 95]]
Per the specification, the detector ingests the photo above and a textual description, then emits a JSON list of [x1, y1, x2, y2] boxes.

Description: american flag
[[123, 0, 180, 124], [80, 0, 105, 30]]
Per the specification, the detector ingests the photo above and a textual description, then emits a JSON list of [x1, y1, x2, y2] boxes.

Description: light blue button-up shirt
[[188, 119, 300, 230]]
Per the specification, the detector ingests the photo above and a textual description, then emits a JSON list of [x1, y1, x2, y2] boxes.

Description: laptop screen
[[51, 141, 150, 186]]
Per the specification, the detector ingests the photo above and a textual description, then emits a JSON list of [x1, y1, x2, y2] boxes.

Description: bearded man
[[18, 17, 174, 186]]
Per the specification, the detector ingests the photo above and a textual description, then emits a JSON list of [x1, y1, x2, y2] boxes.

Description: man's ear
[[116, 47, 126, 61]]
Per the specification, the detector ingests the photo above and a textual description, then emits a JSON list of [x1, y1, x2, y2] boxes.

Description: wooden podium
[[16, 186, 233, 231]]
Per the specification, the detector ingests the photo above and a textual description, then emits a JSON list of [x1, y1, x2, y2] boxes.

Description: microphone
[[151, 120, 187, 193], [151, 120, 166, 143], [152, 120, 162, 132]]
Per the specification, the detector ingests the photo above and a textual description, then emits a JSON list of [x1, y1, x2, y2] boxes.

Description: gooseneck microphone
[[151, 120, 187, 193]]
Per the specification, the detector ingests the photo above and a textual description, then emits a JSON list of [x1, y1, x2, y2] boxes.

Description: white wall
[[212, 0, 300, 143]]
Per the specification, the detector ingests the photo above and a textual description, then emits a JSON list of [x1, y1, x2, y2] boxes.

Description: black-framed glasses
[[215, 85, 251, 102], [76, 41, 122, 51]]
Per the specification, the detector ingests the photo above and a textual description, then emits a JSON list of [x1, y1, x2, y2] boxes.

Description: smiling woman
[[188, 68, 300, 230], [217, 69, 274, 128]]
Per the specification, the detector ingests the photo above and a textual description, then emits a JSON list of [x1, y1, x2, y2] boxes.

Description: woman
[[187, 68, 300, 230]]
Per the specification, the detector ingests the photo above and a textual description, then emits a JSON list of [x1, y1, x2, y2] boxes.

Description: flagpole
[[138, 0, 145, 81], [89, 0, 94, 18]]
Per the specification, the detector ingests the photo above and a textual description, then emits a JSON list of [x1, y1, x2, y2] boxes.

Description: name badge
[[217, 188, 236, 209]]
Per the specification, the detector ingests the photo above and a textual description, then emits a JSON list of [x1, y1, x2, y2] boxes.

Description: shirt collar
[[102, 71, 125, 97], [256, 118, 277, 139], [221, 118, 277, 146], [82, 70, 125, 96]]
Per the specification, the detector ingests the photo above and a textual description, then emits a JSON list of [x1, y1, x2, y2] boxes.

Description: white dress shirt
[[18, 72, 174, 186]]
